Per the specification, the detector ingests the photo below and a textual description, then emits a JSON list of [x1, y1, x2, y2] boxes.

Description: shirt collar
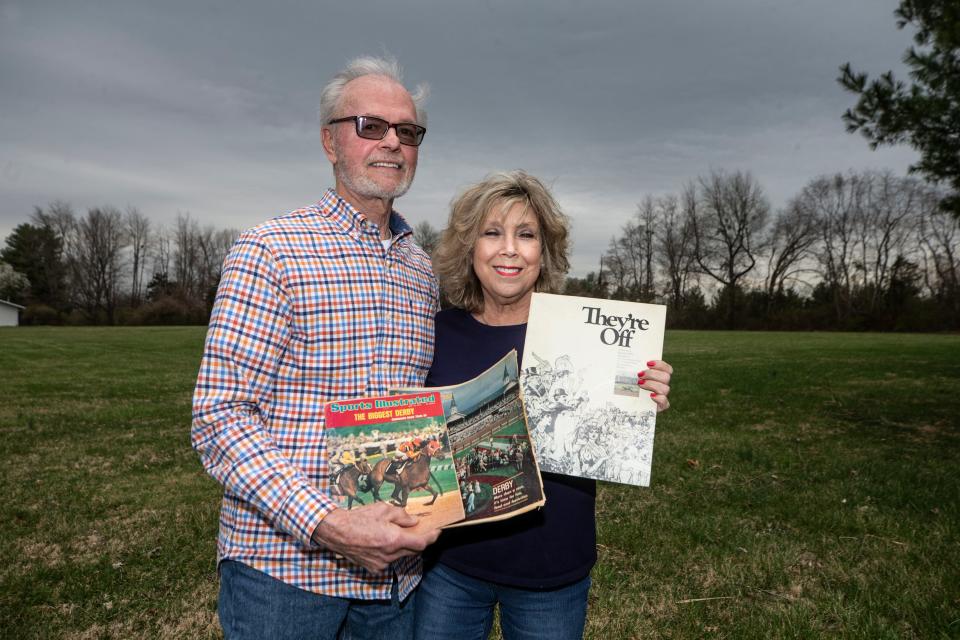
[[315, 188, 414, 242]]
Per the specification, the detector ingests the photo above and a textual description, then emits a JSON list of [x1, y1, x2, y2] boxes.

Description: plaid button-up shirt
[[192, 189, 438, 600]]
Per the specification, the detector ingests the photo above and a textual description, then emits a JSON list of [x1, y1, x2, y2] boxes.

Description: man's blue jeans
[[218, 560, 416, 640], [413, 563, 590, 640]]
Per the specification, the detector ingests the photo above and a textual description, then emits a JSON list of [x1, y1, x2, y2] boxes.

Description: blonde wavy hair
[[433, 171, 570, 313]]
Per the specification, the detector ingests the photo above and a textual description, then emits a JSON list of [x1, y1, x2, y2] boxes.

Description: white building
[[0, 300, 25, 326]]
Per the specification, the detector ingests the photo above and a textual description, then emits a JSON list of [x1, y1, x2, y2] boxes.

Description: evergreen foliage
[[839, 0, 960, 217]]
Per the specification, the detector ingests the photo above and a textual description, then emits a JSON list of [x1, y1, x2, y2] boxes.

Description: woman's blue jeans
[[413, 563, 590, 640]]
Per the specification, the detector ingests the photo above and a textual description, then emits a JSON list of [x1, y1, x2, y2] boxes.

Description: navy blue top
[[424, 307, 597, 589]]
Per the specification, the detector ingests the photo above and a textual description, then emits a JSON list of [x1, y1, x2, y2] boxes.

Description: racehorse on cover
[[365, 439, 446, 507], [333, 457, 375, 510]]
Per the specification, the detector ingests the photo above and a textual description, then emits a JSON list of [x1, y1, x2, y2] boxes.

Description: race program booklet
[[323, 391, 465, 532], [520, 292, 666, 486], [395, 350, 545, 527]]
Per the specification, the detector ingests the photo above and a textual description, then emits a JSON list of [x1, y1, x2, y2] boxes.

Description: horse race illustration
[[520, 293, 666, 487]]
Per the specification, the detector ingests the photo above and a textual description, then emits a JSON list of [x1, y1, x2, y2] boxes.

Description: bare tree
[[636, 196, 656, 300], [603, 226, 642, 300], [799, 172, 868, 323], [687, 170, 770, 328], [917, 186, 960, 317], [600, 241, 629, 297], [601, 197, 657, 302], [174, 213, 201, 299], [801, 170, 930, 322], [170, 213, 237, 307], [32, 200, 77, 242], [197, 226, 238, 304], [854, 171, 922, 314], [655, 192, 697, 307], [125, 206, 150, 306], [413, 221, 440, 257], [763, 199, 819, 304], [72, 206, 127, 322], [151, 225, 172, 285]]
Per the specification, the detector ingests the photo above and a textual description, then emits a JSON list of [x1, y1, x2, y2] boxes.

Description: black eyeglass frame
[[327, 115, 427, 147]]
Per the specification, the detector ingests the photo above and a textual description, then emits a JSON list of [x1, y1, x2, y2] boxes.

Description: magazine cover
[[323, 391, 465, 531], [396, 351, 545, 526], [520, 292, 666, 486]]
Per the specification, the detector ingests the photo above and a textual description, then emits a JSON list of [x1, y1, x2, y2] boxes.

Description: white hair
[[319, 56, 429, 127]]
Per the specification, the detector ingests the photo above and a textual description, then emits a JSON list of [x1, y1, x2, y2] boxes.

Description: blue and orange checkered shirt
[[192, 189, 438, 600]]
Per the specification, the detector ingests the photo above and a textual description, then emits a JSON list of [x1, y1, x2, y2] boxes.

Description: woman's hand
[[638, 360, 673, 412]]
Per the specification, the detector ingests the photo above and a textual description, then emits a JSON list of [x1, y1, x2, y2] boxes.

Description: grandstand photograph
[[434, 352, 545, 524]]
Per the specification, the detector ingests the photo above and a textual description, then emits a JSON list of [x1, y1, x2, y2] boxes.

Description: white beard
[[334, 160, 414, 201]]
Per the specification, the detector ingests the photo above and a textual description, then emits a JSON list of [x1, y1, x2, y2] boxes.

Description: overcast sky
[[0, 0, 921, 276]]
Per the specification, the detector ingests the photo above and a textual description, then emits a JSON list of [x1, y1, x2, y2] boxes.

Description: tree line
[[2, 168, 959, 331], [5, 2, 958, 331], [560, 169, 959, 331], [0, 203, 237, 325]]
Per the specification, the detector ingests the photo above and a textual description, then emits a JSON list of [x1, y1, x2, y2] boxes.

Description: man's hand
[[311, 502, 440, 573]]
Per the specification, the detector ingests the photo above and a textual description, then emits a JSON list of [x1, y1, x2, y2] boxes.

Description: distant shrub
[[134, 296, 208, 325], [21, 304, 61, 325], [115, 306, 139, 326], [65, 309, 93, 326]]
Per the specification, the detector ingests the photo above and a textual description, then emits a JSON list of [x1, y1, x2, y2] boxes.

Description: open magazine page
[[521, 292, 666, 487], [395, 350, 545, 527], [323, 391, 465, 531]]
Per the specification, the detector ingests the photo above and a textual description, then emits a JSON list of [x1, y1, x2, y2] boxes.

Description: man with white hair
[[192, 56, 438, 639]]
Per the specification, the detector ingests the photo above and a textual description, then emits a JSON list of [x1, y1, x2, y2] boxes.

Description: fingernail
[[650, 392, 657, 399], [638, 371, 646, 378], [647, 360, 656, 367]]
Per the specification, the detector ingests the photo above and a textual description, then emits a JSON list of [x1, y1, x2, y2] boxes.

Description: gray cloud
[[0, 0, 919, 275]]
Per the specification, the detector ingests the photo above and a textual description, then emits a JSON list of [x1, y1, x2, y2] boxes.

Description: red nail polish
[[647, 360, 656, 367], [638, 371, 646, 378], [650, 392, 657, 399]]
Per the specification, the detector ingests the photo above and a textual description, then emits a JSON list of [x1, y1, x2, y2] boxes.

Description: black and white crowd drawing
[[521, 352, 656, 485]]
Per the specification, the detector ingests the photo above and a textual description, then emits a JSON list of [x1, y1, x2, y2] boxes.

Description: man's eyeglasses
[[327, 115, 426, 147]]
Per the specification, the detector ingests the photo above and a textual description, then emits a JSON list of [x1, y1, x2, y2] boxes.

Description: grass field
[[1, 327, 958, 639]]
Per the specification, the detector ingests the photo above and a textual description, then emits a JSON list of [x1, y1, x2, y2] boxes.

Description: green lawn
[[1, 327, 958, 639]]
